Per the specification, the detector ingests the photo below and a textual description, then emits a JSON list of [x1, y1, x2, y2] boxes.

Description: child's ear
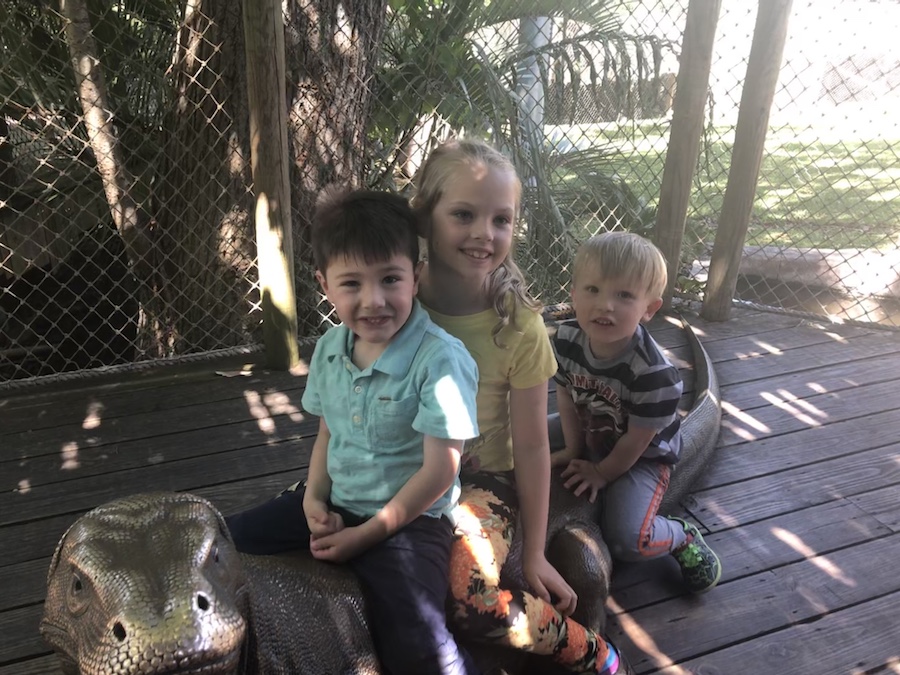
[[643, 297, 664, 322], [314, 269, 328, 295]]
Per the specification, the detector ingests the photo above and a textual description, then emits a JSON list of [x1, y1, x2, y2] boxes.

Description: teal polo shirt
[[301, 301, 479, 520]]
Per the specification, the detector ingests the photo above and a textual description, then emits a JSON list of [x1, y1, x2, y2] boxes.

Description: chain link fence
[[2, 0, 898, 385]]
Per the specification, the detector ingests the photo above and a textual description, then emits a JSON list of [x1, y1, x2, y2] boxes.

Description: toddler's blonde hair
[[574, 231, 668, 299], [411, 138, 540, 344]]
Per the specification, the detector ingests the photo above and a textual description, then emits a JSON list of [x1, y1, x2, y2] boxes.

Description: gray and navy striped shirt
[[552, 320, 683, 464]]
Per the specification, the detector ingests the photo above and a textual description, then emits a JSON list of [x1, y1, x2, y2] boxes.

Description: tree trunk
[[284, 0, 389, 334], [59, 0, 155, 278], [156, 0, 256, 354]]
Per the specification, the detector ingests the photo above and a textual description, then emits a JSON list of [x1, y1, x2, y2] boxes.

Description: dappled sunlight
[[771, 527, 856, 588], [659, 315, 684, 329], [82, 401, 104, 430], [60, 441, 80, 470], [17, 478, 30, 494], [243, 389, 306, 435], [721, 400, 770, 441], [760, 391, 828, 427], [750, 340, 783, 356], [608, 597, 686, 674]]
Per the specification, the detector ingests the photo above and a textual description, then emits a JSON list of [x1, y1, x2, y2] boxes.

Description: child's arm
[[310, 435, 463, 563], [302, 418, 343, 536], [549, 385, 585, 468], [562, 425, 657, 503], [511, 382, 578, 617]]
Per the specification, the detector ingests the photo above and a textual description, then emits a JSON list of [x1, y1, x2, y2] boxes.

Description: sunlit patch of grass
[[571, 120, 900, 251]]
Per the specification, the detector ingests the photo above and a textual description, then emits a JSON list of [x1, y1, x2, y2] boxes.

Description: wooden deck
[[1, 307, 899, 674]]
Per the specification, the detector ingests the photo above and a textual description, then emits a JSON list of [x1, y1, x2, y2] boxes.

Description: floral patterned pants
[[448, 471, 619, 674]]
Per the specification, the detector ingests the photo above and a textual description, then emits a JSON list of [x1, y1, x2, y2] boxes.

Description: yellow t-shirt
[[421, 302, 557, 472]]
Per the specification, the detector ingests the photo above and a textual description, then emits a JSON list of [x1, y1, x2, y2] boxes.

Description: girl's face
[[426, 162, 517, 284]]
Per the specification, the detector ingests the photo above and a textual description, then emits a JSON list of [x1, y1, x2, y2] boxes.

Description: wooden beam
[[701, 0, 794, 321], [243, 0, 299, 369], [654, 0, 722, 308]]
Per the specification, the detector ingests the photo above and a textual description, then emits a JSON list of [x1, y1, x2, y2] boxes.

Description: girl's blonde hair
[[411, 138, 540, 344], [574, 231, 668, 298]]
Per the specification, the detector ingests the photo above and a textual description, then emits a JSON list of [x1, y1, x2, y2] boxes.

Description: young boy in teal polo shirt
[[226, 189, 482, 675]]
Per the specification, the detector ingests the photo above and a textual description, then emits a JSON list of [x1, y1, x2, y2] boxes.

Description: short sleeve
[[509, 308, 557, 390], [300, 337, 328, 417], [412, 340, 479, 441]]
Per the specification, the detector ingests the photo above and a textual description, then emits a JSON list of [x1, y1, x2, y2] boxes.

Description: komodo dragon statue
[[41, 313, 720, 675]]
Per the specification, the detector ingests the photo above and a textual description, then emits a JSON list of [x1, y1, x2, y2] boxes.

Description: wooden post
[[701, 0, 793, 321], [243, 0, 299, 369], [654, 0, 722, 309]]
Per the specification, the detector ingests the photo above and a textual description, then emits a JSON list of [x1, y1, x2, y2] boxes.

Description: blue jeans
[[226, 489, 480, 675]]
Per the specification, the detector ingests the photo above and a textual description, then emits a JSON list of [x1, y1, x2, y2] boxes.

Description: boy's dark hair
[[311, 188, 419, 272]]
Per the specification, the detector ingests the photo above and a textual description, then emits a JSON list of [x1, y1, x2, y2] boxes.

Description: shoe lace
[[676, 542, 705, 568]]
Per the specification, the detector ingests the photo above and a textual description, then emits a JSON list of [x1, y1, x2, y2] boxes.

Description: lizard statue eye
[[66, 570, 91, 616]]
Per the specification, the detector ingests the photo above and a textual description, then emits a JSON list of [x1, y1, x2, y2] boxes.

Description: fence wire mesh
[[1, 0, 898, 384]]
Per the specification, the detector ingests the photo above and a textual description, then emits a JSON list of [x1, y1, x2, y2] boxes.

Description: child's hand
[[561, 459, 609, 503], [523, 551, 578, 617], [304, 498, 344, 537], [310, 526, 369, 563]]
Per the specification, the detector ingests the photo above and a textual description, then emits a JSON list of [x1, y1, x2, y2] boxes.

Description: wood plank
[[3, 412, 318, 492], [0, 605, 45, 665], [719, 349, 900, 410], [1, 388, 312, 465], [0, 559, 47, 609], [654, 590, 900, 675], [703, 322, 875, 364], [0, 655, 60, 675], [0, 513, 81, 568], [0, 369, 307, 436], [713, 330, 900, 383], [699, 407, 900, 488], [686, 309, 804, 341], [718, 377, 900, 447], [689, 442, 900, 530], [0, 438, 314, 527], [848, 484, 900, 533], [606, 533, 900, 672]]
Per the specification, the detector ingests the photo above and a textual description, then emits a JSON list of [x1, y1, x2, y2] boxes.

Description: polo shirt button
[[354, 385, 362, 394], [352, 415, 361, 424]]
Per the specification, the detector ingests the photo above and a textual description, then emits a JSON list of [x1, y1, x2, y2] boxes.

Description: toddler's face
[[570, 267, 662, 359]]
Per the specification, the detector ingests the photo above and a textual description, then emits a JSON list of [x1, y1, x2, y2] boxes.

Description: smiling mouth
[[360, 316, 391, 325], [462, 249, 491, 260]]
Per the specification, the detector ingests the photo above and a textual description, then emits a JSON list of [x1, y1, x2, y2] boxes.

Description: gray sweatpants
[[548, 413, 688, 562]]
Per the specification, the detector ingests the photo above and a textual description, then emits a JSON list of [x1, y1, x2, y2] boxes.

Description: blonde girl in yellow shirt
[[412, 138, 623, 675]]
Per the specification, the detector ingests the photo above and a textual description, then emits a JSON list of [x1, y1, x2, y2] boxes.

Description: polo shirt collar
[[320, 300, 430, 378]]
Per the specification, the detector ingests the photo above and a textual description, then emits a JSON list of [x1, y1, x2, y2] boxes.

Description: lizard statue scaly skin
[[41, 314, 719, 675]]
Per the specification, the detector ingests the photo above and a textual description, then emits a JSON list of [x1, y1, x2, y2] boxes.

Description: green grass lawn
[[580, 120, 900, 251]]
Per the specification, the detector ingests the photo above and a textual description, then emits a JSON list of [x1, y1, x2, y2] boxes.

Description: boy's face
[[571, 264, 663, 359], [316, 252, 421, 349]]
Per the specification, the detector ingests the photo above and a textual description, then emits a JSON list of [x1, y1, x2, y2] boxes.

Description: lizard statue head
[[41, 492, 248, 675]]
